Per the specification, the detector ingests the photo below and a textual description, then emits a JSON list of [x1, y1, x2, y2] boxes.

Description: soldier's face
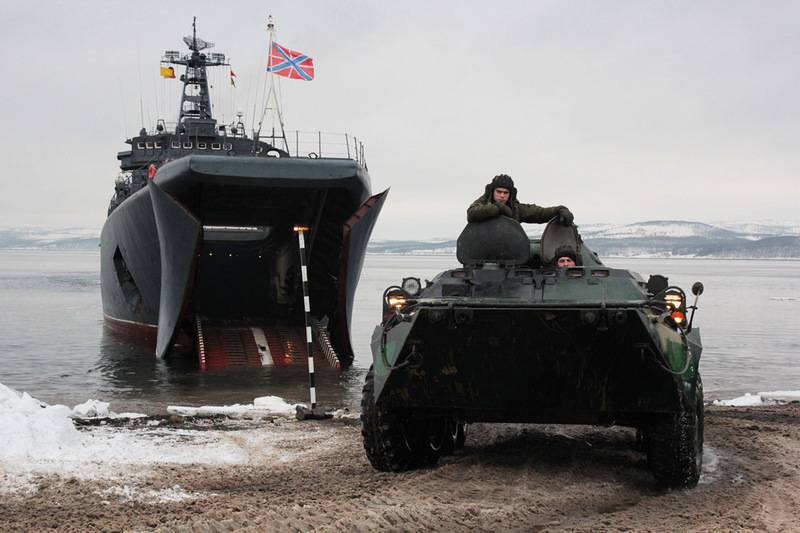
[[557, 256, 576, 267], [493, 187, 510, 204]]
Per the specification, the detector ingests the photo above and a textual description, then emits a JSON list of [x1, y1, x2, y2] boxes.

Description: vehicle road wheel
[[361, 366, 441, 472], [645, 377, 704, 488]]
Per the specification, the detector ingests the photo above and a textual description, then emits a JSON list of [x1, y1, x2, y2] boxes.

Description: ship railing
[[136, 123, 368, 166], [257, 130, 367, 166]]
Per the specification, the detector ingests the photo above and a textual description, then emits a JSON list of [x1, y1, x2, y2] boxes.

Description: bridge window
[[212, 143, 221, 150], [171, 141, 181, 149], [137, 142, 145, 149], [223, 143, 232, 150], [198, 142, 207, 149], [183, 142, 192, 149]]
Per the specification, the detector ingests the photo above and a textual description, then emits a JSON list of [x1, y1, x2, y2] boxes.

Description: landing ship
[[101, 21, 386, 369]]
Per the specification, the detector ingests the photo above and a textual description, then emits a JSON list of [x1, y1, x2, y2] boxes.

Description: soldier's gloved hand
[[557, 206, 574, 226], [497, 203, 513, 218]]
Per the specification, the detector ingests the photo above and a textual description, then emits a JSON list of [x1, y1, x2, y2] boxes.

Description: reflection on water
[[0, 250, 798, 412]]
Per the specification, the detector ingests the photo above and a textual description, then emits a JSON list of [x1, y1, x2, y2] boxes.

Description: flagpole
[[264, 14, 289, 152]]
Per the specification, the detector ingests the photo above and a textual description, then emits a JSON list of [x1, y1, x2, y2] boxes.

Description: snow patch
[[713, 390, 800, 406], [71, 399, 111, 418], [168, 395, 299, 417], [97, 484, 205, 504], [0, 382, 304, 495], [698, 445, 721, 485], [713, 393, 765, 406]]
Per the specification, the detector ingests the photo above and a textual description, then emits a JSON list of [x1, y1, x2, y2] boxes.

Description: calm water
[[0, 250, 798, 413]]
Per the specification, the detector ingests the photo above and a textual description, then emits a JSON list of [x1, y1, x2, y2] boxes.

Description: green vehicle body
[[361, 217, 705, 488]]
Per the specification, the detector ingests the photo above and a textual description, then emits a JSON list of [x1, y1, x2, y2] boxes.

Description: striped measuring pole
[[294, 225, 317, 409]]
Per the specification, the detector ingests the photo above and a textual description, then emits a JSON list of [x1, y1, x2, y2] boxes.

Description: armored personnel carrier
[[361, 216, 706, 488]]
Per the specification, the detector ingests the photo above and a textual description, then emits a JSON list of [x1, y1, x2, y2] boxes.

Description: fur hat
[[484, 174, 517, 203], [553, 245, 578, 264]]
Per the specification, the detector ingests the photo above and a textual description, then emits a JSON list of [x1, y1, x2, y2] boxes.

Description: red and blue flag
[[266, 41, 314, 81]]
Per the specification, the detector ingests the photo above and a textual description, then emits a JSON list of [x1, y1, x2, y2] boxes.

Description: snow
[[97, 484, 206, 504], [71, 399, 111, 418], [760, 391, 800, 403], [698, 446, 721, 485], [0, 382, 319, 496], [583, 221, 728, 239], [168, 395, 299, 417], [713, 393, 764, 406], [713, 220, 800, 237], [713, 390, 800, 406]]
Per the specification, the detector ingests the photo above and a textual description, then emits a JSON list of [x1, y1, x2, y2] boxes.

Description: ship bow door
[[148, 181, 202, 358], [336, 189, 389, 366]]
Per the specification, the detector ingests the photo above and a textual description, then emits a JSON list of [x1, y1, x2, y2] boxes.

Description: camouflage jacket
[[467, 195, 562, 224]]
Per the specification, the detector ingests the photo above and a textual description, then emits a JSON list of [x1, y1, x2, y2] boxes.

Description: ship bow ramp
[[102, 154, 387, 367]]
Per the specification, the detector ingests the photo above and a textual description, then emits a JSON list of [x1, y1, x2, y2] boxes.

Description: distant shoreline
[[1, 248, 798, 261]]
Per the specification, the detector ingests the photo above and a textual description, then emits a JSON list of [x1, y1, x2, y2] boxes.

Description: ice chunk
[[168, 395, 299, 417], [713, 393, 764, 406], [71, 399, 111, 418], [758, 390, 800, 402], [253, 395, 297, 415]]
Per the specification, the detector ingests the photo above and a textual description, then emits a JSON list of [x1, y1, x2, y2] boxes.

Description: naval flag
[[266, 41, 314, 81]]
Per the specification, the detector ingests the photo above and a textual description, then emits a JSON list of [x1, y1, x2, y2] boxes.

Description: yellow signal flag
[[160, 66, 176, 79]]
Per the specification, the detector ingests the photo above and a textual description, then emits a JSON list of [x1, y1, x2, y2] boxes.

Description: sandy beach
[[2, 402, 799, 532]]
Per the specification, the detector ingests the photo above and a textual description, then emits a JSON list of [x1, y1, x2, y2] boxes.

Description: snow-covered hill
[[1, 221, 799, 258], [366, 220, 800, 259], [0, 227, 100, 249], [581, 220, 741, 240]]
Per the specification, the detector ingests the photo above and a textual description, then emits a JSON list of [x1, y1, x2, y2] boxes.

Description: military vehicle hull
[[371, 305, 701, 426], [361, 217, 705, 488]]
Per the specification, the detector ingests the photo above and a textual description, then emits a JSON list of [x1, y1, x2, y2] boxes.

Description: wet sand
[[2, 403, 799, 532]]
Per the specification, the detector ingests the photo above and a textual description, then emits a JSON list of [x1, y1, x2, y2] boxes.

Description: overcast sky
[[0, 1, 798, 239]]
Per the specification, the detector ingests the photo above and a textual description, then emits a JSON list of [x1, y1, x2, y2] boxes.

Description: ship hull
[[101, 154, 386, 366]]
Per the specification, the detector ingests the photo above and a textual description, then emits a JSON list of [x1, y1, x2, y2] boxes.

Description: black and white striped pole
[[294, 225, 333, 421]]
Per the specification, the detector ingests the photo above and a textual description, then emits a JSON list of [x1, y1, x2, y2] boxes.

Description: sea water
[[0, 250, 797, 413]]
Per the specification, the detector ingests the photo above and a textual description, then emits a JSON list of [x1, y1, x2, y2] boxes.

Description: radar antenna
[[162, 17, 229, 136]]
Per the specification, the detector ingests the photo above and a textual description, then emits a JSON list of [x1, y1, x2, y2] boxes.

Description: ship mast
[[257, 15, 289, 152], [162, 17, 229, 136]]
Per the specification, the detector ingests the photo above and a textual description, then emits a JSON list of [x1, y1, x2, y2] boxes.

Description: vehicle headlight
[[401, 277, 422, 297], [664, 290, 684, 311], [383, 287, 408, 323], [663, 287, 687, 328], [387, 292, 407, 309]]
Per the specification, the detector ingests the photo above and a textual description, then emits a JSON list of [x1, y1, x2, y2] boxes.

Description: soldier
[[553, 245, 578, 267], [467, 174, 573, 226]]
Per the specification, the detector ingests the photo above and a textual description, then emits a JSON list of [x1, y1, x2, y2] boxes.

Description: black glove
[[497, 202, 513, 217], [557, 206, 574, 226]]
